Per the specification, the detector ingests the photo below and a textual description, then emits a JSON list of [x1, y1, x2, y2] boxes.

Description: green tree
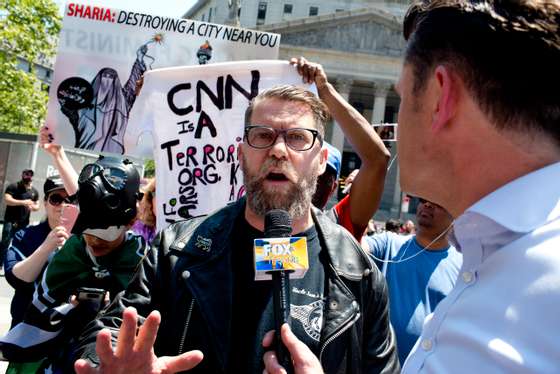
[[144, 159, 155, 178], [0, 0, 61, 134]]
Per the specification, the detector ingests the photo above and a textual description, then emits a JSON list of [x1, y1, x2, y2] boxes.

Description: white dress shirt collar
[[466, 161, 560, 233]]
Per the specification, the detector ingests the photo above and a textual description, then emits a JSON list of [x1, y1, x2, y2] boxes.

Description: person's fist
[[44, 226, 69, 251], [39, 125, 61, 155], [262, 324, 324, 374]]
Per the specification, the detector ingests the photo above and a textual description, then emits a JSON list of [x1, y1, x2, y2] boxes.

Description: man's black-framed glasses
[[244, 125, 323, 151]]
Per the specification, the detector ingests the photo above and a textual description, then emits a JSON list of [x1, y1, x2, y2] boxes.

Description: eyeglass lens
[[48, 194, 74, 206], [247, 127, 317, 151]]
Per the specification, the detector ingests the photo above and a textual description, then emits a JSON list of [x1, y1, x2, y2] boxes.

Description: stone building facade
[[184, 0, 414, 219]]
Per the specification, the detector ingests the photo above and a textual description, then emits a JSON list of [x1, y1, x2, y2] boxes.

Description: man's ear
[[432, 65, 457, 132], [237, 142, 244, 169], [318, 146, 328, 174]]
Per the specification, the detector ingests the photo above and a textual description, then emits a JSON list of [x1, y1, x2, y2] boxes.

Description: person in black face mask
[[1, 169, 40, 274], [0, 156, 147, 372]]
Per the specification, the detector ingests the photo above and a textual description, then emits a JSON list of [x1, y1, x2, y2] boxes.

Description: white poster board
[[136, 61, 314, 228], [46, 3, 280, 157]]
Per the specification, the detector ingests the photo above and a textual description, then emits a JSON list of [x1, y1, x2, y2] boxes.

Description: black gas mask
[[73, 156, 141, 234]]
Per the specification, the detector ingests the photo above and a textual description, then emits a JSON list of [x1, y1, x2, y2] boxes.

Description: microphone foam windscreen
[[265, 209, 292, 238]]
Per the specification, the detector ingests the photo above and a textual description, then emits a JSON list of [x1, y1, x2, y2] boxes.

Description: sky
[[54, 0, 198, 18]]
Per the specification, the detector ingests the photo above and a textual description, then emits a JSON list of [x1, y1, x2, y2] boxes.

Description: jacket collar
[[171, 199, 371, 279], [312, 207, 371, 280]]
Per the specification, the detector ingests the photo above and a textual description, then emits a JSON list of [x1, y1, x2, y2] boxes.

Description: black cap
[[43, 176, 65, 195], [22, 169, 34, 176]]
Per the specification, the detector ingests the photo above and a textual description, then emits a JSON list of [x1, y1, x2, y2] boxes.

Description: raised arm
[[291, 57, 390, 233], [39, 125, 79, 195]]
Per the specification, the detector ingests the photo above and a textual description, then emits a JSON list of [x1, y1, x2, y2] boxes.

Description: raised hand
[[39, 125, 62, 156], [289, 57, 328, 90], [262, 324, 324, 374], [74, 307, 203, 374], [43, 226, 70, 251]]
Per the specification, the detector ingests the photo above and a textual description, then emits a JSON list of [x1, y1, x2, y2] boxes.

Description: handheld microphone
[[254, 210, 309, 373]]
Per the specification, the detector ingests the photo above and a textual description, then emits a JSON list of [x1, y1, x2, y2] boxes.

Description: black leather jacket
[[77, 198, 399, 373]]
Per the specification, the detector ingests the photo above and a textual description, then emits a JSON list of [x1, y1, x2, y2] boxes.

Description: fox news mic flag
[[46, 2, 280, 157]]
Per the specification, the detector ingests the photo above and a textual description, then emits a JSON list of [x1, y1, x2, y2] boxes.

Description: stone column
[[330, 78, 353, 153], [371, 82, 391, 125]]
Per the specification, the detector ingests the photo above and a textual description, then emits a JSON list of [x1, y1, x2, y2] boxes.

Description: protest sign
[[46, 2, 280, 157], [135, 61, 314, 229]]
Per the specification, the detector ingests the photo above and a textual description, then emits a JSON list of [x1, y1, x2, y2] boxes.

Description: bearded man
[[74, 85, 399, 374]]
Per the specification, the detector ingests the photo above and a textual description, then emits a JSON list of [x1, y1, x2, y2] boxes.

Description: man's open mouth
[[266, 172, 289, 181]]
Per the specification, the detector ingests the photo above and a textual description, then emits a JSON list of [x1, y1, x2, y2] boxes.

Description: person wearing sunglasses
[[0, 157, 147, 372], [2, 177, 74, 372], [131, 178, 157, 245]]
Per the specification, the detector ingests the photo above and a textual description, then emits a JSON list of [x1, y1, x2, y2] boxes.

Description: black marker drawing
[[57, 34, 164, 154]]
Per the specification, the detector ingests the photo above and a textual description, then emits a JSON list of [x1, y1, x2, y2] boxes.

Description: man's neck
[[441, 114, 560, 217], [415, 229, 450, 251], [244, 206, 314, 234]]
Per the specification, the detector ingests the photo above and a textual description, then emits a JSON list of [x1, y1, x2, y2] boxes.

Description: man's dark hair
[[385, 219, 402, 233], [403, 0, 560, 144]]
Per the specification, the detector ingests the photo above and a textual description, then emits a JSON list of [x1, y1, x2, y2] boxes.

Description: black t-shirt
[[228, 215, 326, 373], [4, 181, 39, 226]]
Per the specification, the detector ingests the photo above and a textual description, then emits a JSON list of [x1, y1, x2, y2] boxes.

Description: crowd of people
[[1, 0, 559, 373]]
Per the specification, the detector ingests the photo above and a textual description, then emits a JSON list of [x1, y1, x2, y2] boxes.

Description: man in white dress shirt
[[394, 1, 560, 373], [262, 1, 560, 372]]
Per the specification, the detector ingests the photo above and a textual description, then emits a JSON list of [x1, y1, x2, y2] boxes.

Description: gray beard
[[243, 156, 319, 219]]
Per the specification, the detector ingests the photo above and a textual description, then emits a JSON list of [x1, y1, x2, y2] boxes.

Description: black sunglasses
[[48, 193, 76, 206]]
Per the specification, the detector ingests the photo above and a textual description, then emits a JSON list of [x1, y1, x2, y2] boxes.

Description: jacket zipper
[[334, 269, 365, 282], [178, 299, 195, 354], [319, 311, 361, 363]]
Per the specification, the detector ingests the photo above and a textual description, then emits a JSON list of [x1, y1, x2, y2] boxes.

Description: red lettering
[[103, 9, 112, 22], [83, 5, 91, 19], [67, 3, 75, 16], [92, 6, 100, 20], [75, 4, 84, 17]]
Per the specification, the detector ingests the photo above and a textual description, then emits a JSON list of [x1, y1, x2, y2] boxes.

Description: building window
[[201, 13, 205, 21], [238, 6, 242, 17], [335, 9, 344, 12], [283, 4, 293, 14], [257, 2, 267, 25], [309, 6, 318, 16], [208, 7, 212, 22]]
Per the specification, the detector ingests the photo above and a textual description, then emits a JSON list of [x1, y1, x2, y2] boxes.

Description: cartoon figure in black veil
[[57, 34, 163, 154]]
